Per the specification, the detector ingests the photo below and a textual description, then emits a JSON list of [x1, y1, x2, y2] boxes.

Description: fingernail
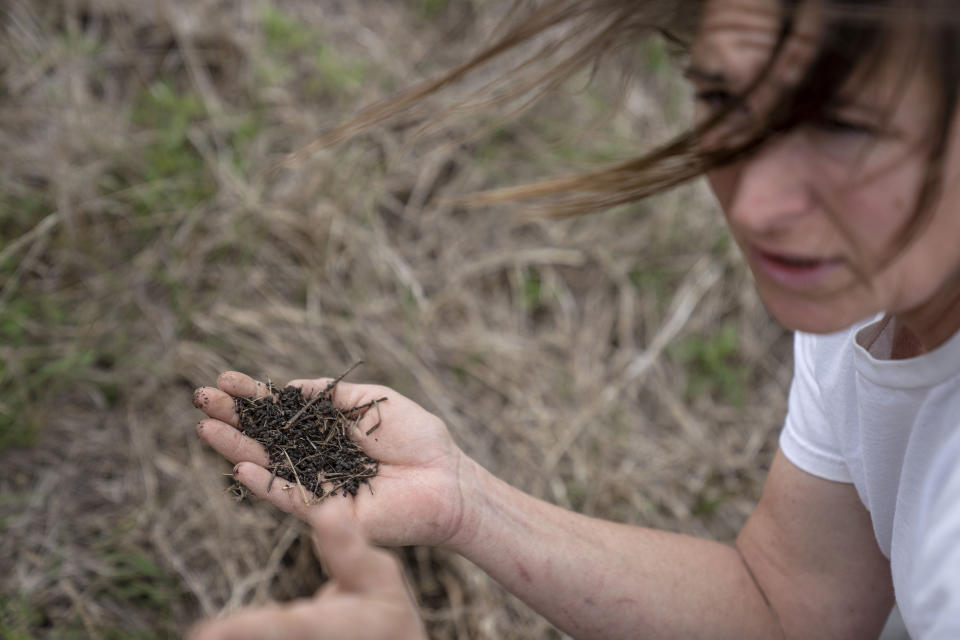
[[196, 421, 205, 434], [192, 389, 206, 409]]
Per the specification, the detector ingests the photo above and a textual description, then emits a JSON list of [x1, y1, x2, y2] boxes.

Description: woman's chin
[[759, 291, 876, 335]]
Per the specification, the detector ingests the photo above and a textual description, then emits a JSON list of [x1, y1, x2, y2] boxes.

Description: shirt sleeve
[[779, 332, 853, 483], [907, 426, 960, 639]]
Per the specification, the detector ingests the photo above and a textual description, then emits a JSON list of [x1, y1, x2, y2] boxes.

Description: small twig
[[342, 396, 388, 415], [282, 449, 311, 505], [281, 390, 325, 430], [342, 395, 388, 421], [0, 211, 59, 265], [321, 360, 364, 396], [365, 397, 384, 436], [267, 469, 278, 493]]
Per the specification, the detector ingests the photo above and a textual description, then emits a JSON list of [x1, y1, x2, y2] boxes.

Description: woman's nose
[[721, 134, 815, 234]]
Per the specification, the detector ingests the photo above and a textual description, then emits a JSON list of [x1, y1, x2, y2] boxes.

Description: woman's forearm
[[446, 459, 782, 639]]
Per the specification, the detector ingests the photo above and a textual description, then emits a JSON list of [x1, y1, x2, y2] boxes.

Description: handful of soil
[[234, 372, 385, 502]]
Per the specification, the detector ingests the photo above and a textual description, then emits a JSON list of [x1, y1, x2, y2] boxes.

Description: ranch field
[[0, 1, 792, 637]]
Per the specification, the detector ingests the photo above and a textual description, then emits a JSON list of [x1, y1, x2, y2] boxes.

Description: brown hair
[[285, 0, 960, 235]]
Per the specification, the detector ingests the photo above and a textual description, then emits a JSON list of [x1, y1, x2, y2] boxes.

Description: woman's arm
[[446, 450, 894, 639], [736, 451, 894, 639], [197, 374, 892, 639]]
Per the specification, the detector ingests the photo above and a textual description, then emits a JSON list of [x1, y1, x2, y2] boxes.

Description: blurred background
[[0, 0, 792, 637]]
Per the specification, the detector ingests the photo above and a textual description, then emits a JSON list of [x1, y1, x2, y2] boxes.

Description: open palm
[[194, 371, 468, 548]]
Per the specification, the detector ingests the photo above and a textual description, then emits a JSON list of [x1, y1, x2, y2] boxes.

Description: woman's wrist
[[440, 454, 500, 556]]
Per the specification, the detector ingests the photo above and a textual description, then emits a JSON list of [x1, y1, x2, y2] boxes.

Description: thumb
[[308, 498, 403, 593]]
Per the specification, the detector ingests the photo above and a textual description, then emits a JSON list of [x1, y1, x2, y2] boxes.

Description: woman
[[191, 0, 960, 637]]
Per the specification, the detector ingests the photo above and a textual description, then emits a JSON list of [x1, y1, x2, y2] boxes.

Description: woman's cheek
[[705, 166, 738, 216]]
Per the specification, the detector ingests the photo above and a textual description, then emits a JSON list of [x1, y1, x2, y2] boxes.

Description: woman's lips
[[749, 247, 844, 290]]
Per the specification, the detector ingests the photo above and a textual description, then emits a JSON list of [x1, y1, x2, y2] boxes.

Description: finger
[[192, 387, 244, 426], [307, 498, 404, 593], [286, 377, 337, 401], [287, 379, 394, 439], [286, 378, 379, 408], [190, 594, 421, 640], [217, 371, 275, 399], [189, 601, 316, 640], [233, 461, 319, 520], [197, 419, 270, 467]]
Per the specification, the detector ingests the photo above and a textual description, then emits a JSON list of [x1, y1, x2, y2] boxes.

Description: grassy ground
[[0, 1, 791, 637]]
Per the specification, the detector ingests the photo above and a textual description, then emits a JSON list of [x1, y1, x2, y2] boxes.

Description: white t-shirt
[[779, 315, 960, 638], [908, 422, 960, 638]]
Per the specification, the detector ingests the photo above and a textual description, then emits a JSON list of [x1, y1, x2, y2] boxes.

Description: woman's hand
[[188, 498, 428, 640], [193, 371, 471, 548]]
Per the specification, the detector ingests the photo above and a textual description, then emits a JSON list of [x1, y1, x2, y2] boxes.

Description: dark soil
[[234, 375, 385, 501]]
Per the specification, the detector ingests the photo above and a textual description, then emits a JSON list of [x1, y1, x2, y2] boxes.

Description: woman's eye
[[694, 89, 735, 110], [815, 115, 877, 136]]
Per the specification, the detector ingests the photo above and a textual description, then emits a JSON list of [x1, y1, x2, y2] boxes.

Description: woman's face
[[689, 0, 960, 348]]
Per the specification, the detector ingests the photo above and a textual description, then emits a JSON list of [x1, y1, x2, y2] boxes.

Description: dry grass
[[0, 0, 791, 638]]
